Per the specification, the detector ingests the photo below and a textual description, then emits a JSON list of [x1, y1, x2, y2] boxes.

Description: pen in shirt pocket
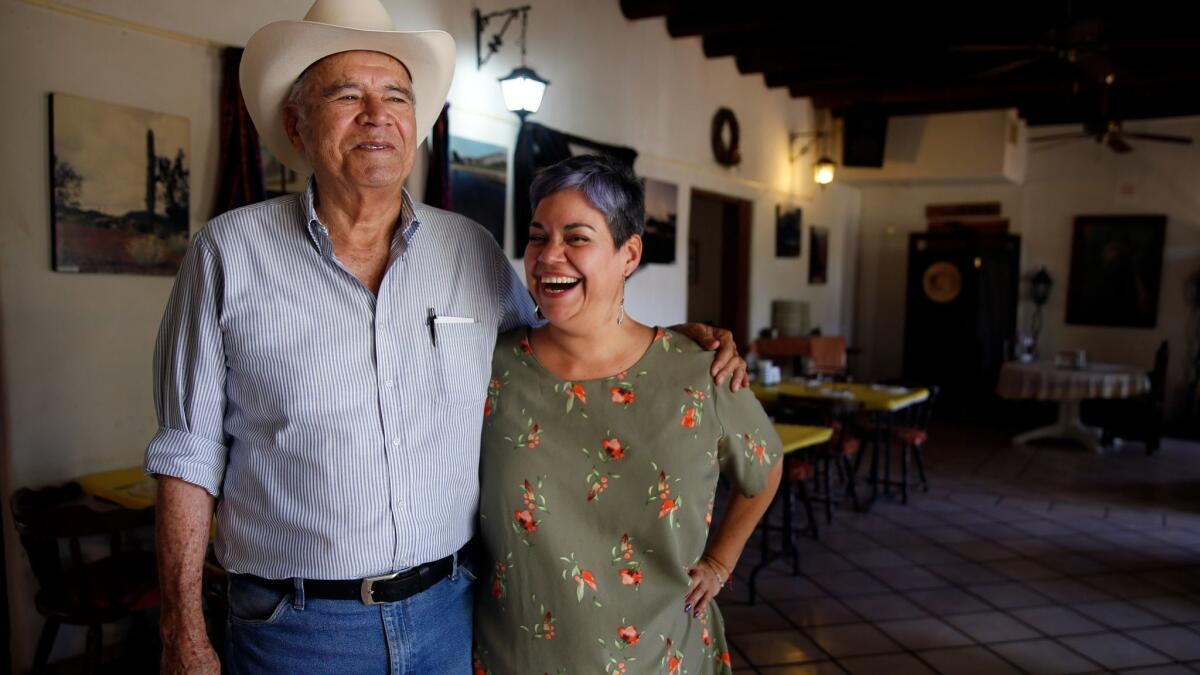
[[426, 308, 477, 347]]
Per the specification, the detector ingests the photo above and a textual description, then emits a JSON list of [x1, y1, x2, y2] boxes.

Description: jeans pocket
[[227, 576, 292, 626], [457, 562, 478, 583]]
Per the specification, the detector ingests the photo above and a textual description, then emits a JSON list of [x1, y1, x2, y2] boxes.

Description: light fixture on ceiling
[[474, 5, 549, 120]]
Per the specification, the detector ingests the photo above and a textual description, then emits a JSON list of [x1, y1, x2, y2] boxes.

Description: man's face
[[285, 50, 417, 190]]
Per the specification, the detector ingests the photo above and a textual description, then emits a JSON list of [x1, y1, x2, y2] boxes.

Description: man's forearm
[[156, 476, 215, 643]]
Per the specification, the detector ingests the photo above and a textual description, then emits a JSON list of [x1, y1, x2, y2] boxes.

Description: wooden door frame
[[689, 189, 752, 354]]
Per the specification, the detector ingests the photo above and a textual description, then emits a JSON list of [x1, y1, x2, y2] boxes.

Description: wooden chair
[[11, 482, 159, 674], [775, 395, 863, 524]]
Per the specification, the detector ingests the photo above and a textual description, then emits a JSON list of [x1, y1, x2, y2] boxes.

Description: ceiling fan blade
[[1107, 135, 1133, 153], [1119, 132, 1194, 145], [970, 56, 1043, 80], [1030, 131, 1089, 143]]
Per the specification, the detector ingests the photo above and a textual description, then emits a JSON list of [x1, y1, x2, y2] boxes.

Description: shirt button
[[392, 437, 401, 446], [384, 379, 395, 388]]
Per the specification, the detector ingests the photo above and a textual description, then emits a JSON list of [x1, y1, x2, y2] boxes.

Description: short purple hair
[[529, 154, 645, 247]]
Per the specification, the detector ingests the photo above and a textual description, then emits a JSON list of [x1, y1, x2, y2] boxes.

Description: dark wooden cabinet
[[902, 232, 1021, 402]]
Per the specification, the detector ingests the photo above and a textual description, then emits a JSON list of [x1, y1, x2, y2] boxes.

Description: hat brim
[[240, 21, 455, 176]]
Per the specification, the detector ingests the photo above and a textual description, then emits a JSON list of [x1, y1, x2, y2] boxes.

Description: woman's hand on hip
[[684, 555, 730, 618]]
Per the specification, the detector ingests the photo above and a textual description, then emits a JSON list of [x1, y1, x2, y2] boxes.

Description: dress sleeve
[[143, 230, 229, 497], [713, 383, 782, 497]]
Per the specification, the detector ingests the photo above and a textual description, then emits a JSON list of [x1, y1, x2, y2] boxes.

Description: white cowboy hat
[[240, 0, 456, 175]]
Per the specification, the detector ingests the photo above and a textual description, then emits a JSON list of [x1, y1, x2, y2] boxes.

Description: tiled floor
[[718, 421, 1200, 674]]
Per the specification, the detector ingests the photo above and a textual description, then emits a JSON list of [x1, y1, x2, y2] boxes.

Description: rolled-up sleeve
[[144, 230, 229, 497], [493, 243, 538, 332]]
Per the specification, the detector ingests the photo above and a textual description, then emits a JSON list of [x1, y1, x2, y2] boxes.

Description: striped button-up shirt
[[145, 180, 535, 579]]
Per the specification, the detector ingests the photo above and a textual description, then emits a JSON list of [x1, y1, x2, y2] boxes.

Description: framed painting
[[775, 205, 801, 257], [50, 93, 190, 275], [1065, 214, 1166, 328], [642, 178, 678, 264], [448, 135, 507, 247]]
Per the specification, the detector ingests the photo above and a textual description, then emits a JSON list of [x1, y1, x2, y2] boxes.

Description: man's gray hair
[[530, 154, 645, 248]]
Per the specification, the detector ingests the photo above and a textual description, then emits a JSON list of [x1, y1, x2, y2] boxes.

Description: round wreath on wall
[[710, 107, 741, 167]]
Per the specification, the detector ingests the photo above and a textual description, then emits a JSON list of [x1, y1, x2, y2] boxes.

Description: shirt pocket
[[435, 322, 490, 406]]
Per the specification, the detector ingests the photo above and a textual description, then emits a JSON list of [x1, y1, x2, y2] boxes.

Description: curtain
[[512, 121, 637, 257], [211, 46, 265, 218], [423, 102, 451, 210]]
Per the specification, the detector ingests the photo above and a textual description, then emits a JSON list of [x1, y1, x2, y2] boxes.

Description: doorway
[[686, 190, 752, 352]]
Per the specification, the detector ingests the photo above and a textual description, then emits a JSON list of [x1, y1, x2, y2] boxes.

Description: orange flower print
[[483, 377, 503, 418], [717, 652, 732, 666], [555, 381, 590, 415], [520, 597, 556, 640], [491, 553, 513, 601], [653, 328, 671, 351], [617, 624, 640, 646], [602, 437, 625, 460], [472, 648, 490, 675], [705, 498, 714, 527], [684, 386, 707, 401], [517, 337, 533, 355], [611, 534, 649, 590], [512, 478, 549, 545], [647, 464, 682, 526], [662, 637, 684, 674], [702, 627, 711, 646], [610, 386, 635, 406], [507, 414, 542, 449], [586, 473, 611, 501], [514, 509, 536, 532], [681, 407, 697, 428], [562, 553, 601, 604], [741, 431, 773, 465]]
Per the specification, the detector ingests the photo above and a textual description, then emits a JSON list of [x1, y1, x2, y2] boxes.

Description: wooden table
[[996, 361, 1150, 453], [76, 466, 156, 510], [747, 423, 832, 604], [754, 381, 930, 510]]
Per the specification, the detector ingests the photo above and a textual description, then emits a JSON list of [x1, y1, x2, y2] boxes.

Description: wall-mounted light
[[474, 5, 550, 120], [790, 109, 837, 186], [813, 157, 836, 185]]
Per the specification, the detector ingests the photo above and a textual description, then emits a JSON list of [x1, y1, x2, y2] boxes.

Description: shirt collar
[[303, 177, 422, 253]]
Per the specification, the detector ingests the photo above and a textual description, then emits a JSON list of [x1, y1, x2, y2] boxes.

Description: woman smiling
[[473, 154, 782, 674]]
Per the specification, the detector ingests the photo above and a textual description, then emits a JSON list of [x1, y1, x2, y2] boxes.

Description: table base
[[1012, 399, 1105, 453]]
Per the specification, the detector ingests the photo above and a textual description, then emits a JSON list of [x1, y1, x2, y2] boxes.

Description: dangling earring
[[616, 276, 626, 326], [535, 304, 544, 320]]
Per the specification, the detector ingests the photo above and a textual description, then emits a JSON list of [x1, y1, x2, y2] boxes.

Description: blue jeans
[[225, 564, 474, 674]]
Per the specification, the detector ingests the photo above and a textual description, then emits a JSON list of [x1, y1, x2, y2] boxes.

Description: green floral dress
[[474, 327, 782, 674]]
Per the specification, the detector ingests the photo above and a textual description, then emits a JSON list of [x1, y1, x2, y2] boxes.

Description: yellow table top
[[754, 381, 930, 412], [76, 466, 156, 510], [774, 424, 833, 454]]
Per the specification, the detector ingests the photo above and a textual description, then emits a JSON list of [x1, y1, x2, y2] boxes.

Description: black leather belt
[[238, 552, 456, 605]]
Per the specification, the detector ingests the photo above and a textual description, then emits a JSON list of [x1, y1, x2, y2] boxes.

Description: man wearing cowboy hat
[[146, 0, 744, 672]]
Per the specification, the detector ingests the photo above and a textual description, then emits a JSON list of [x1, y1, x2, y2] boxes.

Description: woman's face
[[525, 189, 642, 331]]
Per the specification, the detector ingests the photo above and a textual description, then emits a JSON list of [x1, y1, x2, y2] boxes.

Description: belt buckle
[[360, 571, 400, 605]]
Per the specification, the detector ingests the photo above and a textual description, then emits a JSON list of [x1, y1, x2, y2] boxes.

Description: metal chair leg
[[914, 443, 930, 492]]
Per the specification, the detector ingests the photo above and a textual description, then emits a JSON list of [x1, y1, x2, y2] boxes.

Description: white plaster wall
[[0, 0, 861, 668], [854, 115, 1200, 420]]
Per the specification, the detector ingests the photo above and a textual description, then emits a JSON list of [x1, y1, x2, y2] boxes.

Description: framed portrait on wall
[[1065, 214, 1166, 328]]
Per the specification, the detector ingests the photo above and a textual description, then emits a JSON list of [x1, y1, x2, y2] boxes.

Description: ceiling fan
[[1029, 75, 1194, 153]]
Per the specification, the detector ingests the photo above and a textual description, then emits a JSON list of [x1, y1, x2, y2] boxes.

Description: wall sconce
[[1029, 266, 1053, 347], [474, 5, 550, 120], [789, 110, 837, 186], [813, 157, 836, 185]]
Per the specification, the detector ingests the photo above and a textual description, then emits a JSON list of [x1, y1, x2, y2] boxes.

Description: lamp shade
[[813, 156, 836, 185], [499, 66, 549, 118]]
